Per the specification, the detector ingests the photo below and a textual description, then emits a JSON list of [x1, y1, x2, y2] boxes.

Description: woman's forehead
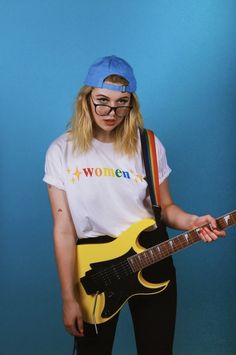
[[92, 87, 131, 99]]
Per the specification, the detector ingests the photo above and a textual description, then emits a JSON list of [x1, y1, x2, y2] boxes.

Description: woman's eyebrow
[[95, 94, 108, 98], [117, 96, 130, 100], [94, 94, 130, 100]]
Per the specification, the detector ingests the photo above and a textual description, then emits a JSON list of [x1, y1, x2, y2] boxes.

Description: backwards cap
[[84, 55, 137, 93]]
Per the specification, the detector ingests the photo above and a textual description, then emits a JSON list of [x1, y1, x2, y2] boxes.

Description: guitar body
[[74, 210, 236, 325], [75, 218, 170, 325]]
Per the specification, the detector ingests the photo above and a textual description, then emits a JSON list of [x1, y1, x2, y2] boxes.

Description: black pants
[[75, 227, 177, 355]]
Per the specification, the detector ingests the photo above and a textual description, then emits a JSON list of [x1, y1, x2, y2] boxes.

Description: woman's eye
[[97, 98, 108, 103], [118, 99, 128, 105]]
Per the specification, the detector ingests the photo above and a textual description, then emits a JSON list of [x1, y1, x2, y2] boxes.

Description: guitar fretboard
[[128, 210, 236, 273]]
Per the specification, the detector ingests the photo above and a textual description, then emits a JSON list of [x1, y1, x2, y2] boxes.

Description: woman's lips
[[103, 119, 116, 126]]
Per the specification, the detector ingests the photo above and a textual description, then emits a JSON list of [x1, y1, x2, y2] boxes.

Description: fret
[[150, 249, 155, 258], [147, 249, 156, 263], [142, 251, 151, 267], [223, 215, 230, 225], [152, 245, 163, 260], [172, 236, 183, 250], [184, 233, 189, 243], [231, 211, 236, 224], [195, 228, 201, 237], [188, 230, 200, 243], [217, 211, 236, 230], [128, 210, 236, 273], [159, 243, 169, 257], [129, 256, 142, 272], [171, 237, 180, 251], [169, 240, 174, 252], [178, 234, 190, 247], [137, 253, 146, 269]]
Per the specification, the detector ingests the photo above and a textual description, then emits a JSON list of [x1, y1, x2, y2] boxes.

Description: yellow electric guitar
[[74, 210, 236, 326]]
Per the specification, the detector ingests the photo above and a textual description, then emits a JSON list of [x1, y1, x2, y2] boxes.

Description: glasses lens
[[116, 107, 131, 117], [95, 105, 111, 116]]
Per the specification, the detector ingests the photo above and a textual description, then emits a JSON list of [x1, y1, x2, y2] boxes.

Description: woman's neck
[[94, 129, 114, 143]]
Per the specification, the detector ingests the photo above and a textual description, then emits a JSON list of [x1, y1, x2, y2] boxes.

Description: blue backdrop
[[1, 1, 235, 354]]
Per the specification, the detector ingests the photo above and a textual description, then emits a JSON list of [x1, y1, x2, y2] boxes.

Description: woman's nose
[[109, 108, 116, 116]]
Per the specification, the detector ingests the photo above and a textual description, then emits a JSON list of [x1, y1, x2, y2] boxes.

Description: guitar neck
[[128, 210, 236, 273]]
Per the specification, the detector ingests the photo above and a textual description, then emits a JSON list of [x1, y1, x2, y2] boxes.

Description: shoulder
[[43, 132, 72, 189], [45, 132, 71, 160], [154, 135, 167, 155]]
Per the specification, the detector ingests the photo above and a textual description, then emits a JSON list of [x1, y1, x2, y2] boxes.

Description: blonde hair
[[69, 75, 144, 156]]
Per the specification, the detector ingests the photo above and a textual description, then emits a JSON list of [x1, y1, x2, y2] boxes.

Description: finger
[[208, 222, 226, 237], [213, 229, 226, 237], [64, 318, 83, 337], [76, 318, 84, 336], [209, 217, 226, 236], [207, 216, 217, 229], [199, 228, 214, 242], [198, 228, 209, 243], [66, 324, 82, 337], [203, 227, 218, 241]]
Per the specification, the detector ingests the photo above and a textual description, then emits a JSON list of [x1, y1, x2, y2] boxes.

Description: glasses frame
[[90, 95, 133, 118]]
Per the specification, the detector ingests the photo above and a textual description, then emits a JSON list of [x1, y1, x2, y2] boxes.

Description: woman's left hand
[[190, 215, 226, 243]]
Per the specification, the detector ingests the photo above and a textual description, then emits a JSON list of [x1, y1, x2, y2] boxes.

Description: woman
[[43, 55, 225, 355]]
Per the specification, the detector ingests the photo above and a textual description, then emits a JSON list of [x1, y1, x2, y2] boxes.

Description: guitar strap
[[140, 128, 162, 228]]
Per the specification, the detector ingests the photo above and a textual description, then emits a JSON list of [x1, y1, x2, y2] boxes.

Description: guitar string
[[128, 213, 235, 272], [86, 215, 234, 285], [86, 233, 200, 287], [84, 214, 235, 288], [88, 221, 228, 284], [87, 230, 199, 283], [87, 219, 214, 281]]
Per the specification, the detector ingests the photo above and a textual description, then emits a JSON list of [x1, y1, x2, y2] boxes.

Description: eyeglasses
[[90, 96, 132, 118]]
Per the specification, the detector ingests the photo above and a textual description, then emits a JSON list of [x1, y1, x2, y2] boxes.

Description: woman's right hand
[[63, 299, 84, 337]]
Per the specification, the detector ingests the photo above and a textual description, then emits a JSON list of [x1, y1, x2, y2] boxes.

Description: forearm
[[53, 229, 77, 302], [162, 203, 198, 231], [47, 186, 84, 336], [54, 230, 84, 336]]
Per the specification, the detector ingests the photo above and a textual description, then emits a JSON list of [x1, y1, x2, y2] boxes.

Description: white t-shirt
[[43, 132, 171, 239]]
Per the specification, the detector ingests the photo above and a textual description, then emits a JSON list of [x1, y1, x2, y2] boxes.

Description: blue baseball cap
[[84, 55, 137, 93]]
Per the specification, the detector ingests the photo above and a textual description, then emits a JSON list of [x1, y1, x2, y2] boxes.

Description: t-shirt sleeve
[[43, 141, 65, 191], [155, 136, 172, 184]]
